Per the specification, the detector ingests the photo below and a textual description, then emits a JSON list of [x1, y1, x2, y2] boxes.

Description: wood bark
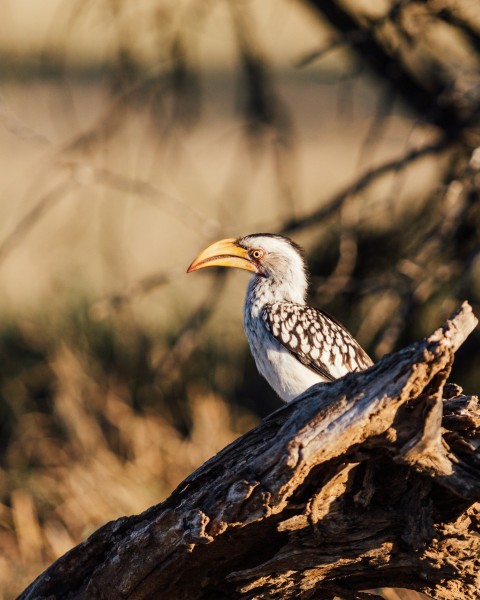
[[18, 302, 480, 600]]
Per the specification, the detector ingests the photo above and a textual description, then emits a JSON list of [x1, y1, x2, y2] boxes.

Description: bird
[[187, 233, 373, 402]]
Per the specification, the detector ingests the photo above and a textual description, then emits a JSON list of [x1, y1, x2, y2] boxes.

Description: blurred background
[[0, 1, 479, 598]]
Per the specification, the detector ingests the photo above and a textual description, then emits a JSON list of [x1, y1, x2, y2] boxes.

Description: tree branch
[[281, 138, 448, 234], [301, 0, 474, 136], [19, 302, 480, 599]]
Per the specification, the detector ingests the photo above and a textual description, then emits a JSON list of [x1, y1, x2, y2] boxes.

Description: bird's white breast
[[243, 281, 326, 402]]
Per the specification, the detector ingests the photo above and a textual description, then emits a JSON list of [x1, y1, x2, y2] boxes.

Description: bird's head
[[187, 233, 308, 302]]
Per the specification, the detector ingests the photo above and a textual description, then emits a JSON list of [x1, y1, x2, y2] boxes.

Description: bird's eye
[[251, 249, 264, 260]]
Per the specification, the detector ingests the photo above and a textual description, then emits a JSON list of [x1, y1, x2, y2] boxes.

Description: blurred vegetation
[[0, 0, 479, 598]]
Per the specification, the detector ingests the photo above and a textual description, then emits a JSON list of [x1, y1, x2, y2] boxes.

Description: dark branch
[[281, 138, 449, 234], [301, 0, 475, 136]]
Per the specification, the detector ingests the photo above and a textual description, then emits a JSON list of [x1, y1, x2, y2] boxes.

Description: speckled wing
[[262, 302, 373, 382]]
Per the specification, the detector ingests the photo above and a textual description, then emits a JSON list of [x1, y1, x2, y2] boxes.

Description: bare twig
[[0, 94, 50, 145], [0, 179, 74, 267], [281, 137, 449, 234]]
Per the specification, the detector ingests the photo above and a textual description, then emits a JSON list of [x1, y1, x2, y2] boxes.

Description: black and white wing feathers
[[262, 302, 373, 382]]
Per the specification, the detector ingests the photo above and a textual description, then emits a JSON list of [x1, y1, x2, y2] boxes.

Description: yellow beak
[[187, 238, 257, 274]]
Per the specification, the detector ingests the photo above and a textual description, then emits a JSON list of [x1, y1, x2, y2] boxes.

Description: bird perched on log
[[187, 233, 372, 402]]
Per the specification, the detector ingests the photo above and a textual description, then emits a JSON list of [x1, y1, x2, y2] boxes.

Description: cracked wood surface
[[18, 302, 480, 600]]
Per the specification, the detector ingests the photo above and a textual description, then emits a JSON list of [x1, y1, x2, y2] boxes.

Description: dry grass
[[0, 329, 255, 597]]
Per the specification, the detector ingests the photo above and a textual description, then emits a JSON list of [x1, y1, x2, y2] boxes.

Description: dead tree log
[[19, 302, 480, 600]]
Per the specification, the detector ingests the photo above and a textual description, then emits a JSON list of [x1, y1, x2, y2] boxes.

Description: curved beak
[[187, 238, 257, 274]]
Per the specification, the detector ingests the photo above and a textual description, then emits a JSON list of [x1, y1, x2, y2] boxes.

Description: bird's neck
[[246, 273, 307, 316]]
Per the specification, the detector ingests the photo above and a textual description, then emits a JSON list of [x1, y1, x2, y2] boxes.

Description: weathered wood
[[18, 302, 480, 600]]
